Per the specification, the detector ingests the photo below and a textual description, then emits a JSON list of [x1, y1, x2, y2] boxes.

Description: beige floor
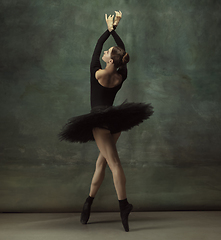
[[0, 211, 220, 240]]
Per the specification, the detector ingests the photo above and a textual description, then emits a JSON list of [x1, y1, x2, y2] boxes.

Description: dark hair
[[111, 46, 130, 68]]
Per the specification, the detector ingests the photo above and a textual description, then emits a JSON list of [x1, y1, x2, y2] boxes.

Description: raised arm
[[90, 30, 111, 74], [111, 30, 127, 80], [90, 12, 128, 80], [111, 11, 127, 80], [111, 30, 125, 51], [90, 14, 115, 74]]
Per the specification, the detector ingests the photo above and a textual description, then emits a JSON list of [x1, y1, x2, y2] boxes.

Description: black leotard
[[58, 30, 153, 143], [90, 30, 127, 109]]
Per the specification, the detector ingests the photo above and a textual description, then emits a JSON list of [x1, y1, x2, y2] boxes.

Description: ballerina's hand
[[113, 10, 122, 28], [105, 14, 114, 32]]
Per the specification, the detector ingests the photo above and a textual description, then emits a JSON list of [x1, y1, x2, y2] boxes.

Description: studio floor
[[0, 211, 220, 240]]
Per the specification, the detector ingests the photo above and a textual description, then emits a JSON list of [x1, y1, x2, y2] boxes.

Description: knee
[[108, 158, 121, 171], [96, 154, 107, 170], [96, 161, 107, 171]]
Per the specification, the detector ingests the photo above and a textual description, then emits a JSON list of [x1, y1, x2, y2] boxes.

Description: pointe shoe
[[120, 203, 133, 232], [80, 201, 92, 224]]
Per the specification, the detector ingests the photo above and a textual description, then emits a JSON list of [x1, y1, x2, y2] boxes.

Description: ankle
[[86, 195, 94, 205], [119, 198, 129, 210]]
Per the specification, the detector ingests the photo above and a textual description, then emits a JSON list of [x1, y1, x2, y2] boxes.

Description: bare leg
[[82, 128, 132, 231], [92, 127, 126, 200], [89, 132, 121, 198]]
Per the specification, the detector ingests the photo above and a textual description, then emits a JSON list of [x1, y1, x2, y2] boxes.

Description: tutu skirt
[[58, 101, 154, 143]]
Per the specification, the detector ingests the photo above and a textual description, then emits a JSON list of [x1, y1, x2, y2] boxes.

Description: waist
[[90, 105, 111, 113]]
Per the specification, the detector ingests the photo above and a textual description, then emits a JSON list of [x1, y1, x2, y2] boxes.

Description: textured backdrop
[[0, 0, 221, 212]]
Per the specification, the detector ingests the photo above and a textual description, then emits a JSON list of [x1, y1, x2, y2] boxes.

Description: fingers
[[113, 10, 122, 28], [114, 10, 122, 17], [105, 10, 122, 20], [105, 14, 114, 20], [105, 11, 122, 29]]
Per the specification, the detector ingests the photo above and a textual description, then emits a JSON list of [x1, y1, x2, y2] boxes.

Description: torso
[[90, 69, 124, 109]]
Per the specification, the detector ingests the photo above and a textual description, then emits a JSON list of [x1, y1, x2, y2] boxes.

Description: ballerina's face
[[102, 47, 114, 63]]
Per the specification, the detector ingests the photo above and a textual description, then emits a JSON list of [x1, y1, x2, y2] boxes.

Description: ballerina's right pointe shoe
[[120, 203, 133, 232], [80, 201, 91, 224]]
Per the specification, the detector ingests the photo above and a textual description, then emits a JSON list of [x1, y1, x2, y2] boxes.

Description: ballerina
[[58, 11, 154, 232]]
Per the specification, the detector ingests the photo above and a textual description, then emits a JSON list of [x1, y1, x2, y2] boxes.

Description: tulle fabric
[[58, 101, 154, 143]]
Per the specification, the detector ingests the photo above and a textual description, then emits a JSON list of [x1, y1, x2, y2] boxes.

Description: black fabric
[[119, 198, 129, 210], [58, 101, 154, 143], [80, 196, 94, 224], [90, 30, 127, 109], [86, 196, 94, 204], [120, 203, 133, 232], [58, 29, 154, 143]]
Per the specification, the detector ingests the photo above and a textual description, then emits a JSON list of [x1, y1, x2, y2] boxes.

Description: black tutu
[[58, 101, 154, 143]]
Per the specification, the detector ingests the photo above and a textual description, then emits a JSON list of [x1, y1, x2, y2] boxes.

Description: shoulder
[[95, 69, 107, 80], [95, 69, 122, 80]]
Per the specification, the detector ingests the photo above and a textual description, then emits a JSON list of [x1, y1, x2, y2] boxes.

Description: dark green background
[[0, 0, 221, 212]]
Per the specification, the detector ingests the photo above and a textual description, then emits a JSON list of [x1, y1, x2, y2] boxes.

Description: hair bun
[[122, 52, 130, 65]]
